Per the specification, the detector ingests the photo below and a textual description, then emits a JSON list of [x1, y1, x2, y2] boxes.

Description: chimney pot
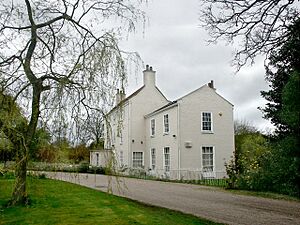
[[143, 64, 156, 87]]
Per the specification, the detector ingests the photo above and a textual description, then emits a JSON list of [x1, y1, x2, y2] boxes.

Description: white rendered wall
[[178, 85, 234, 177], [145, 105, 179, 178], [103, 68, 169, 168], [128, 85, 169, 167]]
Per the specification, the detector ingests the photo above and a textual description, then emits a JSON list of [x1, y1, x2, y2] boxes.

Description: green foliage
[[88, 139, 104, 150], [260, 19, 300, 195], [36, 145, 58, 163], [227, 21, 300, 196], [226, 128, 271, 191], [0, 131, 14, 162], [261, 19, 300, 137], [227, 120, 299, 196], [280, 71, 300, 131], [29, 128, 52, 160], [0, 91, 28, 164], [68, 144, 90, 163]]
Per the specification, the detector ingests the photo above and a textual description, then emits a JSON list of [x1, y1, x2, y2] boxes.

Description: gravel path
[[44, 172, 300, 225]]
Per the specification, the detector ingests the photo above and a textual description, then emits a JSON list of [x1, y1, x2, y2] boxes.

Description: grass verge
[[0, 176, 220, 225], [225, 188, 300, 202]]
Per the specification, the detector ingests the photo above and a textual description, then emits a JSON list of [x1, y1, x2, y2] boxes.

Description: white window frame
[[163, 114, 170, 134], [201, 146, 215, 178], [119, 131, 123, 145], [201, 112, 213, 133], [150, 148, 156, 170], [96, 153, 99, 167], [163, 147, 170, 172], [150, 119, 156, 137], [119, 150, 124, 166], [132, 152, 144, 168]]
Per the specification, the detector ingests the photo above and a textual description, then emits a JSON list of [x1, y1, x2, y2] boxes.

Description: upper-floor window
[[150, 119, 155, 136], [163, 114, 169, 134], [202, 112, 213, 132]]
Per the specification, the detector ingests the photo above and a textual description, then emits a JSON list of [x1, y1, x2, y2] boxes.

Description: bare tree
[[75, 109, 105, 147], [199, 0, 299, 70], [0, 0, 145, 205]]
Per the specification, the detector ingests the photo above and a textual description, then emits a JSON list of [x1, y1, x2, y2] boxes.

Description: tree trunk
[[10, 82, 42, 205], [10, 148, 28, 205], [9, 0, 41, 206]]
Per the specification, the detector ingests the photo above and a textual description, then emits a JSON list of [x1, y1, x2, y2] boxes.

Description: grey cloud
[[121, 0, 273, 132]]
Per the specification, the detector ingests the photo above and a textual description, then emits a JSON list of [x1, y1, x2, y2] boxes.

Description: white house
[[90, 65, 234, 180]]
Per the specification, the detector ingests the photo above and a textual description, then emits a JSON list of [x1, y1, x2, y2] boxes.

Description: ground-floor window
[[119, 151, 124, 166], [132, 152, 143, 168], [202, 146, 214, 172], [150, 148, 156, 170], [164, 147, 170, 172], [96, 153, 99, 166]]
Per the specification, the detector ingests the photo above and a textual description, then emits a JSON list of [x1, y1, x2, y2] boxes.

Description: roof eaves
[[145, 101, 178, 118], [176, 84, 234, 106], [107, 85, 145, 115], [155, 86, 169, 101]]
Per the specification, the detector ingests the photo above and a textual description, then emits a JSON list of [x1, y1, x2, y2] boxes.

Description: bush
[[78, 162, 89, 173], [36, 145, 57, 163], [87, 166, 106, 174], [68, 144, 89, 163]]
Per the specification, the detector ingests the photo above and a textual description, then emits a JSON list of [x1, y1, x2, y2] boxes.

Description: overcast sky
[[120, 0, 274, 132]]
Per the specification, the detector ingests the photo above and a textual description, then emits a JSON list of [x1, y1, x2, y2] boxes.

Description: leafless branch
[[199, 0, 299, 71]]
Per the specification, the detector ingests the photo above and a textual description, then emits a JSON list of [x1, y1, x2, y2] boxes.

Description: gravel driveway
[[44, 172, 300, 225]]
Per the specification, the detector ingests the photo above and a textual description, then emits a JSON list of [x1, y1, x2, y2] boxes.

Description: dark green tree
[[261, 19, 300, 195], [261, 19, 300, 137]]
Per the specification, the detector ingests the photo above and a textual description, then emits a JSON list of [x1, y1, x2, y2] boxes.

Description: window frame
[[119, 150, 124, 166], [150, 118, 156, 137], [201, 146, 215, 172], [201, 111, 213, 133], [150, 148, 156, 170], [96, 153, 99, 167], [163, 114, 170, 134], [163, 146, 170, 172], [132, 151, 144, 168]]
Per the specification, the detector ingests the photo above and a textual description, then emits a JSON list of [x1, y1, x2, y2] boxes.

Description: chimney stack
[[143, 64, 156, 87], [208, 80, 215, 89], [116, 88, 126, 105]]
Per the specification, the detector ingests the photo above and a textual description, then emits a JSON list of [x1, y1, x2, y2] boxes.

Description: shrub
[[36, 145, 57, 163], [78, 162, 89, 173], [68, 144, 89, 163]]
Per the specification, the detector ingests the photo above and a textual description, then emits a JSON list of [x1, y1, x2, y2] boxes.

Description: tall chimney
[[143, 64, 156, 87], [120, 89, 126, 102], [115, 88, 126, 105], [116, 89, 120, 105]]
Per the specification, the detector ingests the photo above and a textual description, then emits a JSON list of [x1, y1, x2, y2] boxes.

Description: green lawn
[[0, 177, 220, 225]]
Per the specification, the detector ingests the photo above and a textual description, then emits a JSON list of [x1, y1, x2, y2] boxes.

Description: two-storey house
[[90, 65, 234, 179]]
